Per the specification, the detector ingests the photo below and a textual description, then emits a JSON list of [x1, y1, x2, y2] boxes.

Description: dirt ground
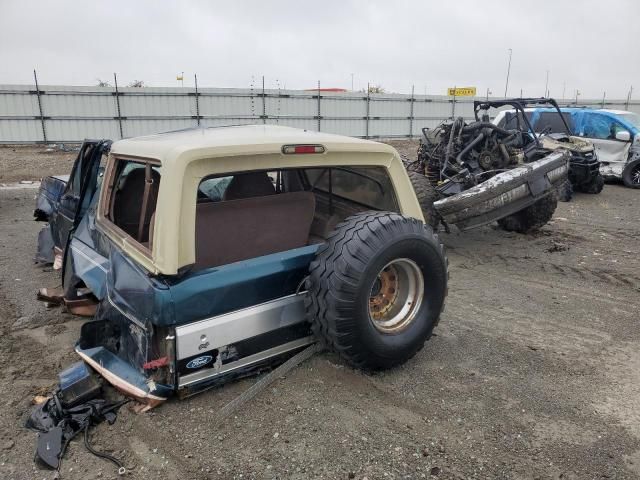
[[1, 141, 640, 479], [0, 145, 77, 184]]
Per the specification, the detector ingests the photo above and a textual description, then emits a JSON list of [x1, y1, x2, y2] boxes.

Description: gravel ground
[[1, 142, 640, 479], [0, 145, 77, 184]]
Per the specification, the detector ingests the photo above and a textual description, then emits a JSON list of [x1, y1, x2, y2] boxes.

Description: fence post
[[451, 86, 456, 120], [365, 83, 370, 139], [262, 76, 266, 124], [33, 70, 47, 144], [316, 81, 321, 132], [408, 85, 415, 138], [113, 73, 124, 139], [194, 74, 201, 126]]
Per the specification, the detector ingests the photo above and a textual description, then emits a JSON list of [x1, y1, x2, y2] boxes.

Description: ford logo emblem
[[186, 355, 213, 369]]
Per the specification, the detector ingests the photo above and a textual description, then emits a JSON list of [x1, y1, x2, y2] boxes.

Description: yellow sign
[[447, 87, 476, 97], [176, 75, 184, 81]]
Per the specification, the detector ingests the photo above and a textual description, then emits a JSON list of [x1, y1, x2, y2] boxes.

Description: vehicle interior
[[106, 163, 399, 271], [191, 167, 398, 270]]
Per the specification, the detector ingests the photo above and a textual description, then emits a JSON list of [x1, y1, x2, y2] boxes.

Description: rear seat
[[194, 191, 316, 270]]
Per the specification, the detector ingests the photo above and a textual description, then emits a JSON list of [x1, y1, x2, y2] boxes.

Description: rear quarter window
[[103, 158, 161, 248], [304, 166, 398, 211]]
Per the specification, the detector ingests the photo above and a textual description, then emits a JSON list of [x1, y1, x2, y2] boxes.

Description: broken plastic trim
[[76, 347, 168, 411]]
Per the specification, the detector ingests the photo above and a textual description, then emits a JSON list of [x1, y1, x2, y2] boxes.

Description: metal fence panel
[[0, 83, 638, 143], [45, 119, 121, 142], [0, 90, 40, 116], [1, 119, 42, 142], [122, 119, 195, 138]]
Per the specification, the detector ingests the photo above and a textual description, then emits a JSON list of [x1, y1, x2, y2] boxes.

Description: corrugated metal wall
[[1, 84, 639, 143]]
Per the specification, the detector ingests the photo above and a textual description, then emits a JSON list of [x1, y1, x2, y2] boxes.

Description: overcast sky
[[0, 0, 637, 99]]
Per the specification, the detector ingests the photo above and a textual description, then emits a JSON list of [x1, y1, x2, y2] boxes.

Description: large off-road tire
[[622, 160, 640, 189], [580, 174, 605, 194], [556, 179, 573, 202], [406, 171, 440, 229], [305, 211, 448, 370], [497, 192, 558, 234]]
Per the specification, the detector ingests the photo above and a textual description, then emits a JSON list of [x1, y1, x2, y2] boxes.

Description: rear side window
[[304, 166, 398, 211], [534, 112, 574, 134], [104, 158, 161, 247]]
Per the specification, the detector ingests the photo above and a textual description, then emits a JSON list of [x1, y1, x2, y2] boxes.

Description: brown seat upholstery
[[112, 167, 160, 242], [195, 191, 315, 270], [223, 172, 276, 200]]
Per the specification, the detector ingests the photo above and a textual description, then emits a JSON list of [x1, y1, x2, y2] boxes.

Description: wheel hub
[[368, 258, 425, 334], [632, 165, 640, 185]]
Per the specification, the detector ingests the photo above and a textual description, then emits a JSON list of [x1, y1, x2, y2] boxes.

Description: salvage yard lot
[[1, 141, 640, 479]]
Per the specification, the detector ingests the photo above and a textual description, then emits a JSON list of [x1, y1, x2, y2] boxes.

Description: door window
[[583, 113, 627, 140]]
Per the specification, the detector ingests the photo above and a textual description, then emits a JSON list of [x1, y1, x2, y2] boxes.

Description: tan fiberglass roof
[[103, 125, 423, 275], [110, 125, 397, 163]]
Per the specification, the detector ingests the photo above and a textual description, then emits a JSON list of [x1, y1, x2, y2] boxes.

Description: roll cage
[[473, 98, 573, 147]]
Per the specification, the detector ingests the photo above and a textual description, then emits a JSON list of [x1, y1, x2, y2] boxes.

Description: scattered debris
[[548, 241, 569, 253], [32, 395, 50, 405], [24, 362, 129, 475]]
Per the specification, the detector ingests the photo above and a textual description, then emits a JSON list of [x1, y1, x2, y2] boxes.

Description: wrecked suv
[[59, 125, 448, 408], [406, 98, 570, 233]]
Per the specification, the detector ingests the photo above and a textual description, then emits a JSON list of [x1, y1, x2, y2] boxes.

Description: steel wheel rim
[[632, 165, 640, 185], [368, 258, 424, 333]]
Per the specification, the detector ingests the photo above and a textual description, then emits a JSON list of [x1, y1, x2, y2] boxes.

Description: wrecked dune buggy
[[406, 98, 572, 233], [492, 98, 603, 196], [39, 126, 448, 408]]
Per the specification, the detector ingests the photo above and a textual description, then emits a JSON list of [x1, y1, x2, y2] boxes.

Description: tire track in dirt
[[450, 249, 640, 292]]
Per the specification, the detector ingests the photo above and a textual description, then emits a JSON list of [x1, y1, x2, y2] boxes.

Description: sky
[[0, 0, 637, 99]]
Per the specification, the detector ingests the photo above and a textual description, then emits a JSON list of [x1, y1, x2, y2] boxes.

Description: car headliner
[[99, 125, 423, 275]]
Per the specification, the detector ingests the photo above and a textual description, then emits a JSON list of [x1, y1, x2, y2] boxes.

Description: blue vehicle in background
[[497, 106, 640, 188]]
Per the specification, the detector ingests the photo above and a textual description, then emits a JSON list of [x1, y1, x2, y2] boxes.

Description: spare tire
[[497, 192, 557, 233], [407, 171, 440, 229], [305, 211, 448, 370]]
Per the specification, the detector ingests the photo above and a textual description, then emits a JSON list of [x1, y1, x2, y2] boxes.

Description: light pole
[[504, 48, 512, 98], [544, 70, 549, 97], [486, 88, 492, 100]]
